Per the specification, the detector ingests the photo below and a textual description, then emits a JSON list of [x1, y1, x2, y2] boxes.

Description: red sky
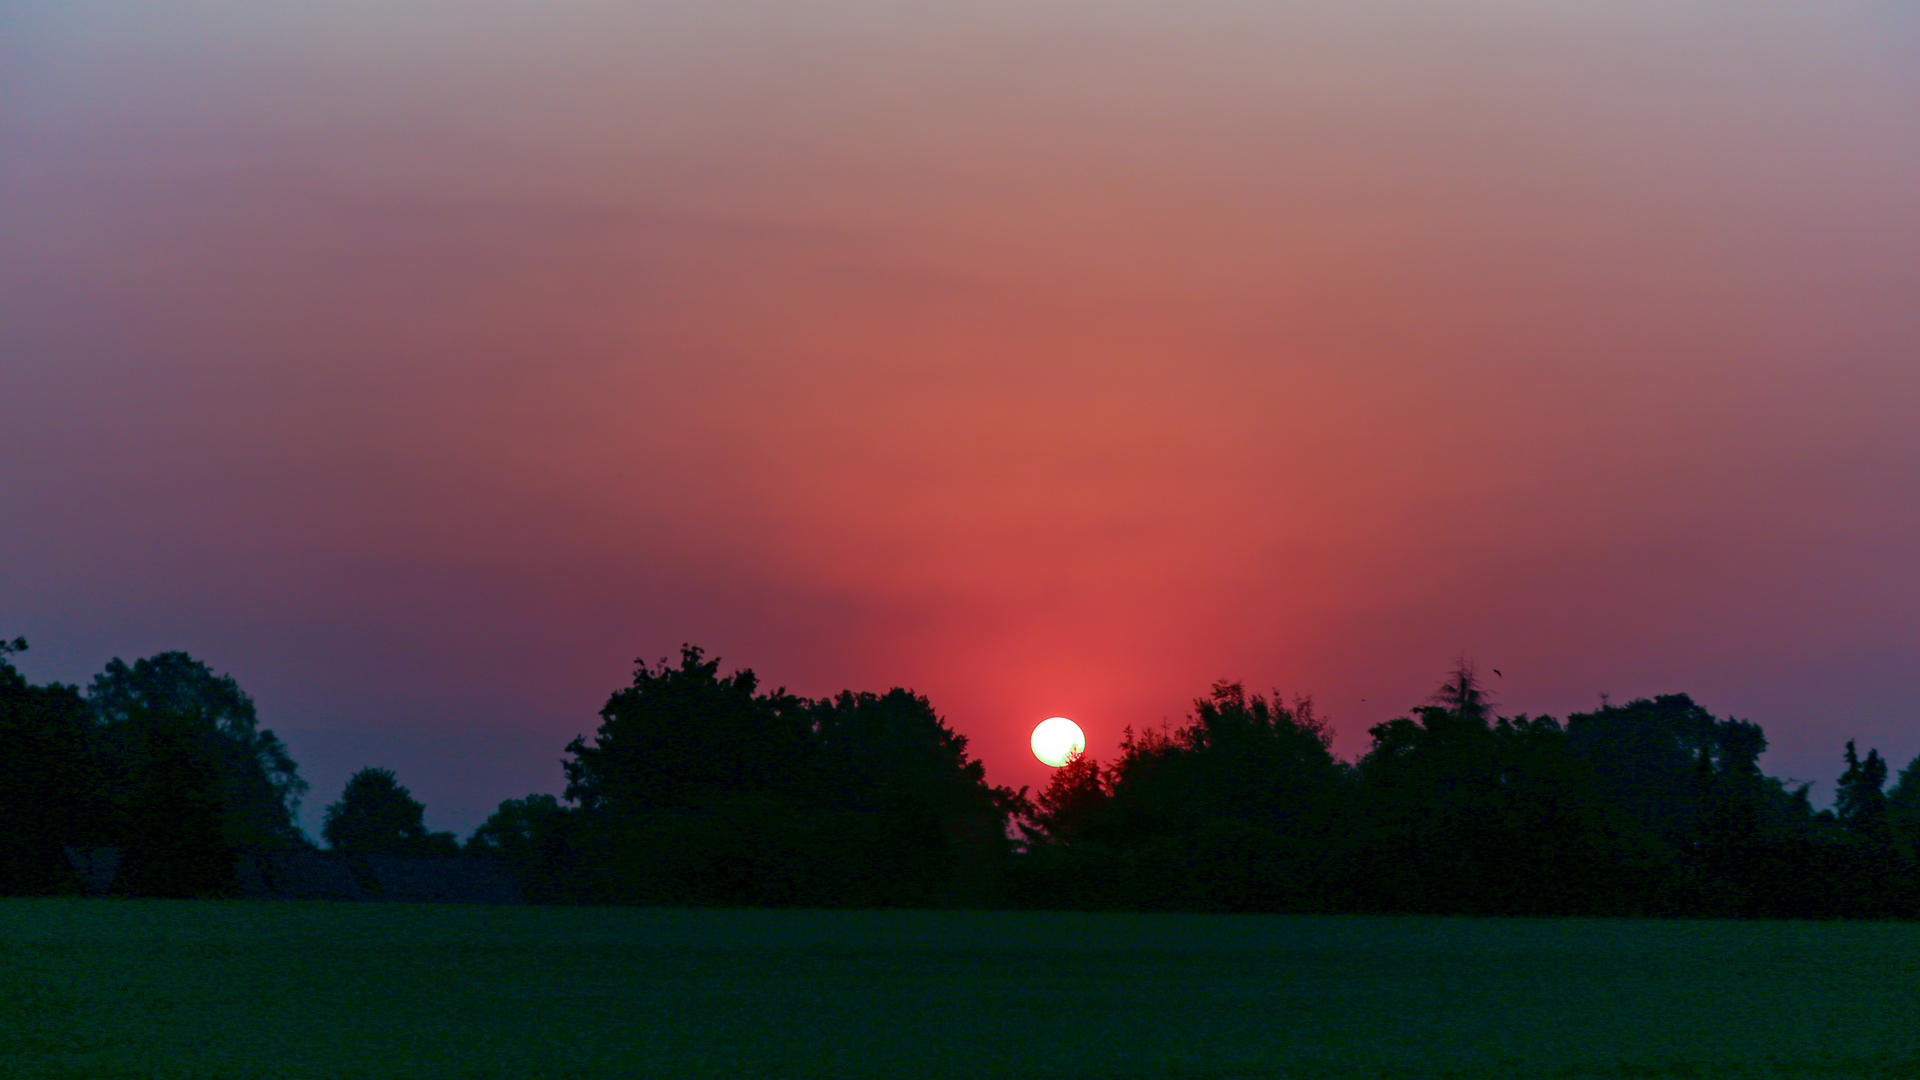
[[5, 0, 1919, 835]]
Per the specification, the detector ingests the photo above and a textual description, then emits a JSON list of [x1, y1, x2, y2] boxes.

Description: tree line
[[1022, 669, 1920, 916], [4, 637, 1918, 915], [0, 640, 451, 896]]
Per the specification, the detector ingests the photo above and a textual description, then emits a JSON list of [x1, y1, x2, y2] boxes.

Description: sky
[[4, 0, 1918, 838]]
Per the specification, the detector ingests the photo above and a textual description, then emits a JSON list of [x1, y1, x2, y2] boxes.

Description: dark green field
[[3, 901, 1918, 1078]]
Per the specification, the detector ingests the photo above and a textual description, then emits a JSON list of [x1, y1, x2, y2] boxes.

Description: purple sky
[[5, 1, 1918, 837]]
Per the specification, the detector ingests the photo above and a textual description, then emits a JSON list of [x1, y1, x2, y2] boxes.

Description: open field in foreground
[[2, 901, 1918, 1079]]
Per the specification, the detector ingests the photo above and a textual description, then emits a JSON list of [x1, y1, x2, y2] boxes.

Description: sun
[[1030, 716, 1086, 767]]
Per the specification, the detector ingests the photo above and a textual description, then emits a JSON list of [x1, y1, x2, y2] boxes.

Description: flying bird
[[1492, 669, 1503, 677]]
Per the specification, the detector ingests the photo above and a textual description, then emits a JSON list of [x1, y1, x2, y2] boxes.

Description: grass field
[[2, 901, 1918, 1079]]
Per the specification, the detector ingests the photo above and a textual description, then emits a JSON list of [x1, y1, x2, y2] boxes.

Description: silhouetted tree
[[1169, 683, 1341, 832], [1836, 741, 1892, 846], [468, 793, 577, 902], [1817, 740, 1906, 915], [1352, 664, 1509, 912], [1430, 661, 1493, 725], [1476, 713, 1651, 915], [1682, 716, 1826, 918], [1015, 681, 1347, 912], [1714, 718, 1769, 777], [469, 793, 564, 858], [564, 646, 811, 815], [561, 645, 815, 904], [114, 712, 236, 896], [1889, 752, 1920, 863], [0, 639, 98, 894], [324, 767, 456, 854], [1007, 749, 1133, 909], [88, 653, 306, 849], [1564, 694, 1720, 852], [806, 687, 1021, 906], [1028, 750, 1108, 844], [1345, 664, 1695, 915], [560, 647, 1023, 906]]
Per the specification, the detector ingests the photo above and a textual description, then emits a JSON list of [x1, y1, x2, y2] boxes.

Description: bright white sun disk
[[1031, 716, 1086, 767]]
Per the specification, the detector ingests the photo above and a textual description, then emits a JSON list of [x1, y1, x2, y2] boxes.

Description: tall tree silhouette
[[115, 711, 236, 896], [561, 647, 1021, 906], [1015, 681, 1346, 911], [1429, 660, 1493, 725], [562, 646, 815, 904], [88, 653, 306, 849], [1835, 742, 1893, 848], [1354, 663, 1506, 912], [1348, 663, 1669, 915], [1563, 693, 1719, 849], [1889, 752, 1920, 863], [1028, 750, 1108, 844], [564, 646, 809, 815], [806, 688, 1021, 906], [1096, 684, 1342, 846], [0, 639, 98, 894], [1822, 741, 1906, 916], [1010, 749, 1123, 909]]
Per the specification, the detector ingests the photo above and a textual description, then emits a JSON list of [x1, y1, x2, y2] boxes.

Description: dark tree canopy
[[1890, 753, 1920, 861], [323, 767, 456, 854], [1563, 693, 1720, 844], [1836, 741, 1892, 846], [564, 646, 811, 816], [1013, 681, 1347, 912], [1028, 750, 1106, 844], [469, 793, 567, 859], [554, 645, 1018, 906], [0, 639, 98, 894], [468, 793, 575, 901], [999, 661, 1920, 918], [88, 652, 306, 848], [804, 687, 1022, 906], [116, 714, 235, 896]]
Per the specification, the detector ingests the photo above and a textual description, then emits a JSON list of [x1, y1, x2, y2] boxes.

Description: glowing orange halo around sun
[[1030, 716, 1086, 767]]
